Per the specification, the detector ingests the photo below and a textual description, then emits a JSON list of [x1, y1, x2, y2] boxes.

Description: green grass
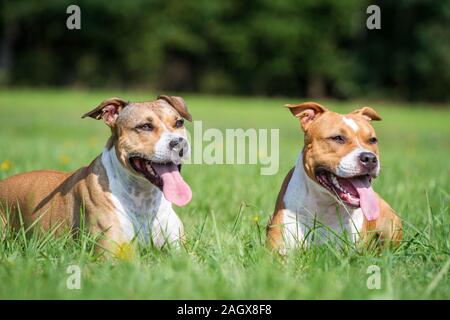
[[0, 88, 449, 299]]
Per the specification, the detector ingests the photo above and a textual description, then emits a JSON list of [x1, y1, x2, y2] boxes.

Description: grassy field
[[0, 88, 449, 299]]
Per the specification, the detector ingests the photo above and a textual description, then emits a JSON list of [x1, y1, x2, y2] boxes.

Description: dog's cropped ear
[[351, 107, 382, 121], [81, 97, 128, 127], [285, 102, 327, 131], [158, 95, 192, 122]]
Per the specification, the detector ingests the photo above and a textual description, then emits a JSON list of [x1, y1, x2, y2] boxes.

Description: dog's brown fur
[[267, 102, 402, 252], [0, 96, 192, 255]]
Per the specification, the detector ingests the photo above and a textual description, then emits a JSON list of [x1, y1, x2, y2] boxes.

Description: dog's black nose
[[359, 152, 378, 169], [169, 137, 184, 149]]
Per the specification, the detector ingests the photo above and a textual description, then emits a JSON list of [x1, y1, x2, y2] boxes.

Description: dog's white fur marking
[[336, 147, 366, 178], [343, 116, 359, 132], [337, 147, 380, 178], [153, 131, 189, 165], [101, 147, 184, 249], [282, 152, 364, 251]]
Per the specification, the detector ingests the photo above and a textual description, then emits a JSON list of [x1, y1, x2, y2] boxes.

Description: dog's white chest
[[282, 155, 364, 250], [108, 183, 162, 242], [101, 148, 183, 247], [283, 198, 364, 249]]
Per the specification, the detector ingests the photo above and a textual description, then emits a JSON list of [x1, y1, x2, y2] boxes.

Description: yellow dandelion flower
[[59, 154, 70, 166], [0, 160, 11, 171], [252, 215, 260, 223], [114, 242, 135, 261]]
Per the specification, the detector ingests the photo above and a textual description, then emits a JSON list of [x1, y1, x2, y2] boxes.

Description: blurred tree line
[[0, 0, 449, 101]]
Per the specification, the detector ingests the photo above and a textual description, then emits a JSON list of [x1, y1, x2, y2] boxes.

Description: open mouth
[[129, 156, 192, 207], [129, 157, 177, 188], [315, 170, 367, 207], [315, 169, 380, 221]]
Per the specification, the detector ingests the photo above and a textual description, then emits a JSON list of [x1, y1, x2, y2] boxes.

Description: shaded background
[[1, 0, 449, 101]]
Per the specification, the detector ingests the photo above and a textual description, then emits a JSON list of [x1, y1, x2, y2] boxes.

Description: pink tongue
[[349, 176, 380, 221], [151, 163, 192, 207]]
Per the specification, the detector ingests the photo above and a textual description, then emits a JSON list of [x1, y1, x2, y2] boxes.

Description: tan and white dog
[[267, 102, 402, 254], [0, 95, 193, 255]]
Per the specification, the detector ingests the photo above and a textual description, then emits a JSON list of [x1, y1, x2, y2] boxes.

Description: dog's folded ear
[[351, 107, 382, 121], [158, 95, 192, 122], [285, 102, 327, 131], [81, 97, 128, 127]]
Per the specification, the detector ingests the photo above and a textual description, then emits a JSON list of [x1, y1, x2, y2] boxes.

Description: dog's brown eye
[[137, 123, 153, 131], [369, 137, 378, 144], [329, 135, 346, 144], [175, 119, 184, 128]]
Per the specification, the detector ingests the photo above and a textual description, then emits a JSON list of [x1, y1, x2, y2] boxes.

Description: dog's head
[[83, 95, 192, 206], [286, 102, 382, 221]]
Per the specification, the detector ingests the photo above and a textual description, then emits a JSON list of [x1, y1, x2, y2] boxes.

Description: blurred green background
[[1, 0, 449, 101], [0, 1, 449, 299]]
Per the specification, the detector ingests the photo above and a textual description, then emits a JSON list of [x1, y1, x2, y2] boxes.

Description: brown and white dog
[[267, 102, 402, 254], [0, 95, 193, 255]]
